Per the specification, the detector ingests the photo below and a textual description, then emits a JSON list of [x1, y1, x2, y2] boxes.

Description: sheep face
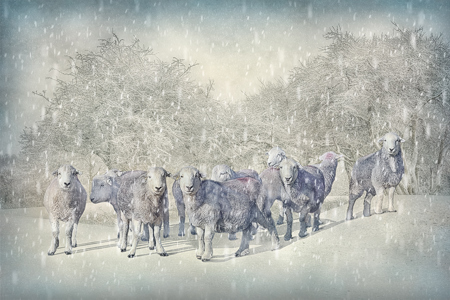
[[267, 147, 286, 167], [211, 164, 233, 182], [279, 158, 300, 186], [90, 175, 114, 204], [378, 132, 405, 156], [177, 167, 204, 195], [146, 167, 171, 196], [52, 165, 81, 190]]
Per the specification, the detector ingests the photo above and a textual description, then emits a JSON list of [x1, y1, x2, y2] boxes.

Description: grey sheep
[[262, 146, 290, 225], [346, 132, 405, 220], [90, 169, 170, 241], [279, 158, 325, 240], [176, 166, 280, 262], [44, 165, 87, 255], [118, 167, 172, 257], [210, 164, 261, 240], [172, 179, 197, 236], [311, 151, 344, 224]]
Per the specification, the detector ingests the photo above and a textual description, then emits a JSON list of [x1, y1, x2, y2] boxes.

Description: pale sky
[[1, 0, 449, 155]]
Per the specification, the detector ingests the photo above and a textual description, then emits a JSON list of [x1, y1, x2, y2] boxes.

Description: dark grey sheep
[[90, 170, 170, 241], [176, 166, 280, 262], [311, 152, 343, 224], [346, 132, 405, 220], [44, 165, 87, 255], [210, 164, 261, 240], [118, 167, 172, 257], [279, 158, 325, 240]]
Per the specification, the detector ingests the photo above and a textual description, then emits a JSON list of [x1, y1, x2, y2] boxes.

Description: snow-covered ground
[[1, 195, 449, 299]]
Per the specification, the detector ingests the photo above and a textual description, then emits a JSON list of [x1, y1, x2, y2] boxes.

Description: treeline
[[1, 25, 449, 208]]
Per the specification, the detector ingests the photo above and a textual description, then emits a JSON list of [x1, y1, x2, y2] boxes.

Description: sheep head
[[176, 166, 204, 195], [279, 158, 302, 186], [52, 165, 81, 190], [378, 132, 405, 156], [267, 146, 286, 167], [143, 167, 171, 196], [211, 164, 235, 182]]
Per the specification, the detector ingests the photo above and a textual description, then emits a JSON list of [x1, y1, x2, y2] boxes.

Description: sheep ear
[[400, 138, 405, 143], [337, 154, 345, 159], [139, 174, 147, 184], [106, 178, 113, 186], [165, 170, 172, 178], [76, 170, 82, 175], [318, 154, 325, 161], [197, 171, 206, 179], [52, 170, 58, 176], [172, 172, 180, 180], [377, 137, 385, 143]]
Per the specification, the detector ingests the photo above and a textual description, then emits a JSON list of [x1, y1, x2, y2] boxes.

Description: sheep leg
[[112, 203, 122, 239], [189, 219, 197, 236], [374, 188, 385, 214], [284, 207, 293, 241], [254, 208, 280, 250], [202, 225, 215, 262], [47, 218, 59, 256], [363, 192, 374, 217], [128, 219, 141, 258], [154, 224, 168, 256], [71, 221, 79, 247], [163, 195, 170, 238], [298, 209, 308, 238], [312, 205, 321, 232], [119, 217, 130, 252], [141, 223, 150, 242], [235, 226, 251, 257], [64, 218, 75, 255], [346, 189, 363, 220], [178, 216, 186, 237], [305, 214, 312, 227], [196, 227, 205, 259], [388, 187, 397, 212], [148, 224, 155, 250], [276, 200, 285, 225]]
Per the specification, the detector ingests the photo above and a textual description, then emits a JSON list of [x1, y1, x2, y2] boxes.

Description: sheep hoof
[[388, 209, 397, 213], [190, 230, 197, 236], [312, 226, 320, 232], [149, 246, 155, 250], [276, 216, 284, 225], [163, 233, 169, 238], [196, 255, 202, 260], [120, 248, 127, 252], [298, 232, 308, 238], [72, 243, 77, 248], [159, 252, 169, 257], [318, 219, 323, 225], [346, 215, 354, 221], [228, 234, 238, 241], [201, 258, 211, 262], [47, 251, 55, 256], [64, 251, 72, 255], [374, 210, 384, 215], [141, 236, 149, 242], [235, 249, 250, 257], [127, 254, 135, 258], [272, 242, 281, 251], [284, 234, 292, 241]]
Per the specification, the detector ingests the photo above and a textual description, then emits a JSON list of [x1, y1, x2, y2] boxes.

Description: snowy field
[[1, 195, 449, 299]]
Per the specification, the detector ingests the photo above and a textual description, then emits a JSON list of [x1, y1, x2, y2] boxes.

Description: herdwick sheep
[[172, 179, 197, 236], [211, 164, 261, 240], [90, 170, 170, 242], [44, 165, 87, 255], [279, 158, 325, 240], [346, 132, 405, 220], [311, 152, 344, 224], [118, 167, 172, 257], [262, 146, 290, 225], [176, 166, 280, 262]]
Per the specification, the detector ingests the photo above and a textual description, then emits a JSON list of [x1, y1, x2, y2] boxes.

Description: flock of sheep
[[43, 132, 405, 261]]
